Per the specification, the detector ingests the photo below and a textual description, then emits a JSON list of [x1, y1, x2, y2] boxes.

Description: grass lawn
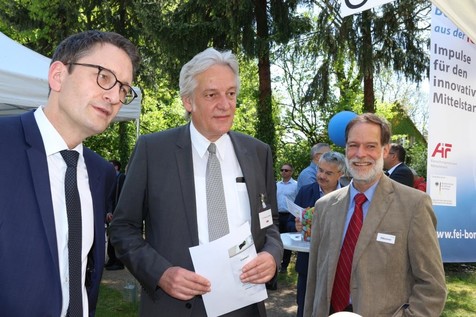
[[96, 263, 476, 316], [441, 263, 476, 316], [96, 285, 139, 317]]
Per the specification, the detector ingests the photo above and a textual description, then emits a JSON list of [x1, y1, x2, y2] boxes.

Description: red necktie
[[331, 193, 367, 312]]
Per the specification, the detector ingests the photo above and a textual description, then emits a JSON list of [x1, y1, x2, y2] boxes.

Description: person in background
[[0, 30, 140, 316], [110, 47, 282, 317], [276, 163, 298, 274], [304, 113, 446, 316], [383, 143, 414, 187], [288, 151, 346, 317], [297, 143, 331, 190], [105, 160, 126, 270]]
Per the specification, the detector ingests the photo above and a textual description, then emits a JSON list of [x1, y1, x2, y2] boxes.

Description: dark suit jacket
[[0, 111, 116, 316], [388, 163, 414, 187], [110, 124, 283, 317], [304, 176, 447, 317]]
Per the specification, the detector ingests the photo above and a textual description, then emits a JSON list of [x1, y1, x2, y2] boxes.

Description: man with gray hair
[[297, 143, 331, 190], [110, 48, 282, 316]]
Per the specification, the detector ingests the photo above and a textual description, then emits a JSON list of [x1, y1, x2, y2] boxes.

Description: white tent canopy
[[0, 31, 141, 122]]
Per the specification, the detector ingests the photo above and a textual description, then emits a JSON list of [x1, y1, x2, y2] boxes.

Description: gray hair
[[179, 47, 240, 99], [310, 143, 330, 160], [319, 151, 346, 174]]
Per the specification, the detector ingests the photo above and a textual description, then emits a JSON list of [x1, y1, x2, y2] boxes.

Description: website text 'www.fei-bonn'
[[437, 229, 476, 239]]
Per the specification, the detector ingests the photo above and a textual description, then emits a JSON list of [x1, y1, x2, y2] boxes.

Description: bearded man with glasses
[[0, 30, 140, 317]]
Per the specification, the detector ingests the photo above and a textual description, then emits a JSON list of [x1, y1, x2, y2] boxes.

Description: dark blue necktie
[[61, 150, 83, 317]]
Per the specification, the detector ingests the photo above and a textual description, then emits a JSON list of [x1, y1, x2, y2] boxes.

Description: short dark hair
[[390, 143, 406, 162], [51, 30, 140, 77], [281, 163, 294, 171], [310, 143, 330, 159], [109, 160, 121, 171], [345, 113, 391, 146]]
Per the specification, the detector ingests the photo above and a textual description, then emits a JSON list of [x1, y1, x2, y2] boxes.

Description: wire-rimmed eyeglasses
[[66, 62, 137, 105]]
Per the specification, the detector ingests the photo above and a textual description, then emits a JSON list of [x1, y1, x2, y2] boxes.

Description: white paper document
[[286, 197, 304, 219], [189, 222, 267, 317]]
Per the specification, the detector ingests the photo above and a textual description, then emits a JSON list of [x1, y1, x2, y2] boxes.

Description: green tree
[[313, 0, 431, 113], [133, 0, 313, 156]]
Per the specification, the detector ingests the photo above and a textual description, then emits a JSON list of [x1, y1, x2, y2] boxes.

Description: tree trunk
[[361, 10, 375, 113], [254, 0, 276, 156]]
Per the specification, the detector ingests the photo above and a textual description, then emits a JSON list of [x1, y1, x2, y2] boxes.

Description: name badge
[[376, 233, 396, 244], [259, 208, 273, 229]]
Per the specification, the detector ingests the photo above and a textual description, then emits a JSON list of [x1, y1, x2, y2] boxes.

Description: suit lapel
[[175, 124, 199, 245], [83, 150, 106, 248], [325, 188, 351, 297], [21, 112, 60, 274]]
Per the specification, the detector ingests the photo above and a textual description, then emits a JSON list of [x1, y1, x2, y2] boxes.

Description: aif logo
[[431, 143, 452, 158]]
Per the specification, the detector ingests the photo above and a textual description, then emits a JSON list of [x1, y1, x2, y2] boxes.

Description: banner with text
[[340, 0, 395, 17], [427, 5, 476, 262]]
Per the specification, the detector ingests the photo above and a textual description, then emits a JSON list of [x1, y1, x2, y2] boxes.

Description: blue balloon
[[328, 111, 357, 147]]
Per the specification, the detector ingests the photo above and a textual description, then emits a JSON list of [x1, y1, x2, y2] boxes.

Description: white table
[[280, 232, 310, 253]]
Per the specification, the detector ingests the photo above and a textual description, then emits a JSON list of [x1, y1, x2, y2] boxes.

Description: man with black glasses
[[0, 30, 140, 316], [276, 163, 298, 275]]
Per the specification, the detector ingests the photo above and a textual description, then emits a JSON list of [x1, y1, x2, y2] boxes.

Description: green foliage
[[84, 120, 137, 166], [312, 0, 431, 111], [375, 101, 428, 178], [132, 0, 313, 157], [233, 57, 259, 136], [406, 142, 427, 178], [274, 137, 311, 180], [1, 0, 433, 181]]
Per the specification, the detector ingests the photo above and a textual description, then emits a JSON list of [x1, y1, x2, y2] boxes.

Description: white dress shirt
[[190, 122, 251, 244], [34, 107, 93, 317]]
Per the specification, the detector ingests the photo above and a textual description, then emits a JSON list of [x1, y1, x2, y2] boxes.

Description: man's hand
[[158, 267, 211, 300], [240, 251, 276, 284]]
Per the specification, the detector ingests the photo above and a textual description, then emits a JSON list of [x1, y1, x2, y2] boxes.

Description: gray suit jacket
[[304, 175, 447, 317], [110, 124, 282, 317]]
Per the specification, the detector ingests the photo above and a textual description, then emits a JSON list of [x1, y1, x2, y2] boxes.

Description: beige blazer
[[304, 175, 447, 317]]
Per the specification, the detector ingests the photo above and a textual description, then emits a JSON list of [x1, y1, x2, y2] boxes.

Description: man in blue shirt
[[297, 143, 331, 190], [276, 163, 298, 273]]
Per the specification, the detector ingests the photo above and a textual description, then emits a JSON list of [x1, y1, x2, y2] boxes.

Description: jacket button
[[185, 303, 192, 309]]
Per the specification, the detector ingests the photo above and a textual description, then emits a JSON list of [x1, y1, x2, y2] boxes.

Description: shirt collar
[[189, 121, 229, 160], [387, 162, 402, 175], [34, 106, 83, 155], [320, 182, 342, 197], [349, 178, 379, 203]]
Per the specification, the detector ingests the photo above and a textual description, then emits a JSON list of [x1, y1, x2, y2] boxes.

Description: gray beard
[[346, 155, 384, 184]]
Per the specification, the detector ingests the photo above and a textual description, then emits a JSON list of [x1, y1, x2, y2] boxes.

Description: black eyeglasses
[[281, 169, 291, 172], [66, 62, 137, 105]]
